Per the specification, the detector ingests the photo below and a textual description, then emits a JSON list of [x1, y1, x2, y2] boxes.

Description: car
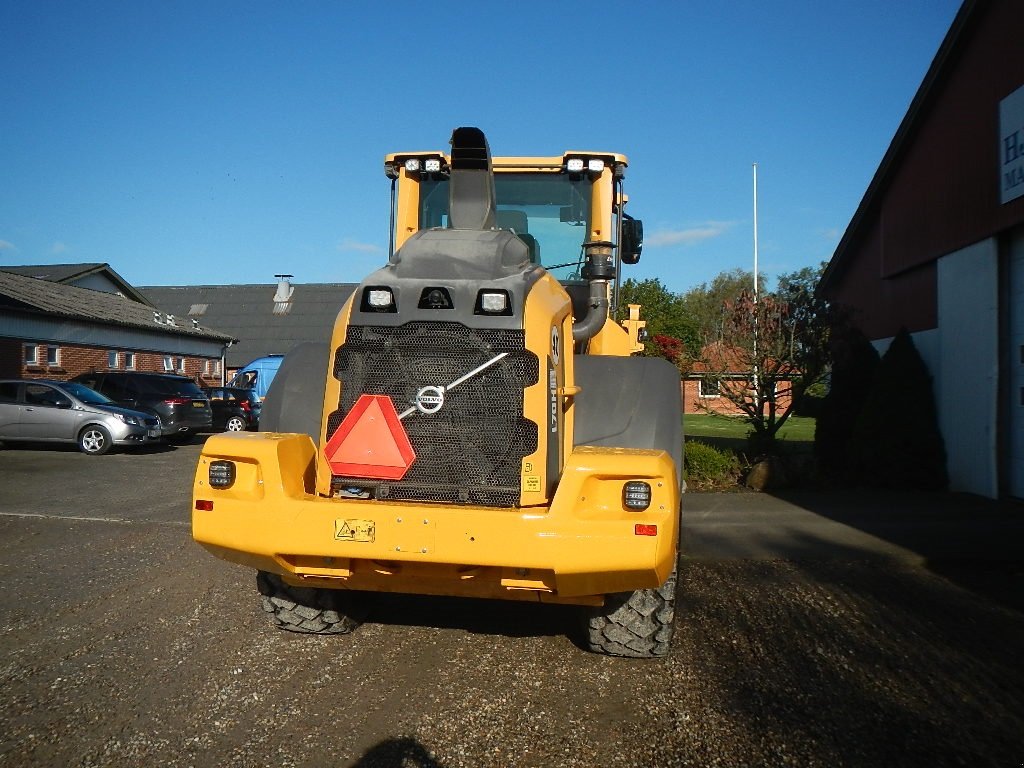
[[70, 371, 212, 442], [0, 379, 162, 455], [201, 386, 262, 432]]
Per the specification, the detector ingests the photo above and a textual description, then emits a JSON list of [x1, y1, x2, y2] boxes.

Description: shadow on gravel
[[770, 489, 1024, 614], [366, 592, 574, 640], [349, 737, 446, 768], [670, 555, 1024, 767]]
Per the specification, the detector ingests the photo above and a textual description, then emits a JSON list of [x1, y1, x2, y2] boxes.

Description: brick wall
[[683, 378, 794, 416], [4, 339, 222, 384]]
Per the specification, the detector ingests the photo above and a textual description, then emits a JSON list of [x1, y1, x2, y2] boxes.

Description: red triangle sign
[[324, 395, 416, 479]]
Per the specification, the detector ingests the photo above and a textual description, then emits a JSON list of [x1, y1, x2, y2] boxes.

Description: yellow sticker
[[334, 519, 376, 543], [523, 475, 541, 492]]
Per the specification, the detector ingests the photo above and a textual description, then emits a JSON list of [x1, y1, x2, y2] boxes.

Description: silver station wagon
[[0, 379, 161, 455]]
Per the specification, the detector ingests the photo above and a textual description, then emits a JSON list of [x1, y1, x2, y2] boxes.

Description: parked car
[[201, 386, 262, 432], [0, 379, 161, 455], [71, 371, 212, 442]]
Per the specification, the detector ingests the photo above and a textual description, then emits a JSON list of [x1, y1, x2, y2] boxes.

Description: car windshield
[[61, 381, 114, 405], [419, 173, 594, 282]]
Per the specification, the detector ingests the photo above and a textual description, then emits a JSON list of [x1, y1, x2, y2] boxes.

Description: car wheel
[[78, 425, 113, 456], [225, 415, 247, 432]]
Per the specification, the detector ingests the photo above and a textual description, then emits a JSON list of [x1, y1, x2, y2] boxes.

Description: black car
[[71, 371, 212, 441], [201, 387, 262, 432]]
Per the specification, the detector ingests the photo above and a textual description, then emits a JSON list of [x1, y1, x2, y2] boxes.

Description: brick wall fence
[[0, 338, 223, 385]]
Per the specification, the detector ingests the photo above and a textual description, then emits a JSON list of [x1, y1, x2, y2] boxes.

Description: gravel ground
[[1, 443, 1022, 767]]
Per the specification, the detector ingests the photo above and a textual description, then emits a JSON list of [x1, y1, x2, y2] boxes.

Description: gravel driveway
[[1, 442, 1022, 767]]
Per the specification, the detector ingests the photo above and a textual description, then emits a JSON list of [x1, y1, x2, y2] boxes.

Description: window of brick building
[[46, 346, 61, 366], [699, 377, 721, 398], [108, 350, 120, 368], [125, 352, 135, 369], [24, 344, 39, 365], [163, 356, 173, 372]]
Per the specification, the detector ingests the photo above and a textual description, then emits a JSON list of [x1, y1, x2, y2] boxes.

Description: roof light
[[623, 481, 652, 510], [566, 158, 585, 173], [424, 158, 442, 173], [587, 159, 605, 173], [404, 158, 422, 173]]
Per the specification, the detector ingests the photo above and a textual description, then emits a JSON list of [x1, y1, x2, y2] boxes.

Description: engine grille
[[328, 322, 539, 507]]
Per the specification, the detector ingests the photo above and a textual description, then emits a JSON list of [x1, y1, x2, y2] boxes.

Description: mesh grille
[[329, 322, 539, 507]]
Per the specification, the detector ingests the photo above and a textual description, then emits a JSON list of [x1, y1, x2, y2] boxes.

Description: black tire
[[256, 571, 366, 635], [224, 415, 247, 432], [78, 424, 113, 455], [580, 563, 678, 658]]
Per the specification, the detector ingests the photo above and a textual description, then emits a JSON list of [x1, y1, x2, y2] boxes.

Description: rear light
[[164, 397, 190, 406], [635, 524, 658, 537], [239, 400, 251, 412], [195, 500, 214, 511], [623, 481, 652, 510], [208, 461, 236, 489]]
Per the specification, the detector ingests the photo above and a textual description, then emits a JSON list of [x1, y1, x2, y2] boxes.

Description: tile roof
[[0, 270, 234, 342], [138, 282, 356, 365], [0, 262, 153, 305]]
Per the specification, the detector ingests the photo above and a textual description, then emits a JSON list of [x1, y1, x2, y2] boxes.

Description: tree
[[695, 264, 834, 454], [679, 268, 768, 347], [617, 278, 698, 360]]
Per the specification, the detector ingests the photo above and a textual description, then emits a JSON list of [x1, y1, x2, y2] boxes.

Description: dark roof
[[0, 270, 234, 343], [0, 262, 153, 305], [819, 0, 977, 294], [138, 282, 356, 366]]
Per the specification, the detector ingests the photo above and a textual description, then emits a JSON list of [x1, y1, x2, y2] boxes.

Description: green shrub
[[684, 440, 740, 490]]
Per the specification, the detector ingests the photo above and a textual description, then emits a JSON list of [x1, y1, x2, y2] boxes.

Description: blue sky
[[0, 1, 962, 295]]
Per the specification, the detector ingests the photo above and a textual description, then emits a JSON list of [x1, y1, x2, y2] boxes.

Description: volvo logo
[[414, 385, 445, 414]]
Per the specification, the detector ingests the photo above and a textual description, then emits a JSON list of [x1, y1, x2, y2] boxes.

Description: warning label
[[334, 519, 376, 543]]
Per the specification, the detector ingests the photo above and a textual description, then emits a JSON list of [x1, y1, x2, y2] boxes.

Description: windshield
[[62, 381, 113, 405], [419, 173, 594, 282]]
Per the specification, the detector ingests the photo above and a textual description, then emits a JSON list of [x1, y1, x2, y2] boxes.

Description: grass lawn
[[684, 414, 815, 455]]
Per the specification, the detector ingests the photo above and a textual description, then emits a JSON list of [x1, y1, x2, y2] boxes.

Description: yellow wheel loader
[[192, 127, 683, 657]]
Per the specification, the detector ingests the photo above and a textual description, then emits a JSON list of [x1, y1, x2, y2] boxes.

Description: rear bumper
[[192, 433, 680, 604]]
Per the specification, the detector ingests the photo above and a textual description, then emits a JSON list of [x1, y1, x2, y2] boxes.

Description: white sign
[[1000, 83, 1024, 204]]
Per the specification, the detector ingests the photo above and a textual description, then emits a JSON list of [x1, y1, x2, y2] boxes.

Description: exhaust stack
[[448, 127, 497, 231]]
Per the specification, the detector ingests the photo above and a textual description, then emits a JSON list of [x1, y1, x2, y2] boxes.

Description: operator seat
[[495, 209, 540, 264]]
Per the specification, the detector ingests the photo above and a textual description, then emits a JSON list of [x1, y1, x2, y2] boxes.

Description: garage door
[[1010, 228, 1024, 498]]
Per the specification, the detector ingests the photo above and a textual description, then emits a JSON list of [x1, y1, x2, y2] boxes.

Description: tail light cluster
[[164, 396, 191, 406]]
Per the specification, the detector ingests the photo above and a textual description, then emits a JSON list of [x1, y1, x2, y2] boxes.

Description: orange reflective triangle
[[324, 394, 416, 480]]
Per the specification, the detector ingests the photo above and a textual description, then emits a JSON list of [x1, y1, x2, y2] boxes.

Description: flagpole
[[752, 163, 760, 415]]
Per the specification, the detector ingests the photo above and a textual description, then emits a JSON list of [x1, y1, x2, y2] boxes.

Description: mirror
[[56, 398, 73, 409], [621, 216, 643, 264]]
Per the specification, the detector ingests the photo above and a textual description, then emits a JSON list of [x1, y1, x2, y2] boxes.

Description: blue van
[[227, 355, 283, 401]]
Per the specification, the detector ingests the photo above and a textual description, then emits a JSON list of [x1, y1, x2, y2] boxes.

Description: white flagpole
[[752, 163, 760, 415]]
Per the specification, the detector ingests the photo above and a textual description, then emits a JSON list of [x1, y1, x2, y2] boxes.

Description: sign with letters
[[1000, 83, 1024, 204]]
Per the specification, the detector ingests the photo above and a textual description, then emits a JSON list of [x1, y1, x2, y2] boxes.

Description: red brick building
[[0, 267, 234, 383]]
